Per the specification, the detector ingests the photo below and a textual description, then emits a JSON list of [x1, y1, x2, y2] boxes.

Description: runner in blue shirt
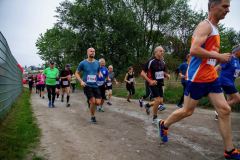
[[96, 58, 109, 112], [176, 54, 190, 108], [75, 48, 102, 123], [215, 45, 240, 120]]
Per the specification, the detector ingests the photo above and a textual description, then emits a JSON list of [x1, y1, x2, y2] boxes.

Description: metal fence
[[0, 32, 22, 118]]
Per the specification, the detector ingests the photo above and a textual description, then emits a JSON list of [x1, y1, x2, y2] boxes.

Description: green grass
[[0, 88, 41, 160]]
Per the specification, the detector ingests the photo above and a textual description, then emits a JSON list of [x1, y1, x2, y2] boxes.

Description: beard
[[89, 54, 95, 58]]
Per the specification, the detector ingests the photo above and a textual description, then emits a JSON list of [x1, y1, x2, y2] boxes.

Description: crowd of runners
[[25, 0, 240, 159]]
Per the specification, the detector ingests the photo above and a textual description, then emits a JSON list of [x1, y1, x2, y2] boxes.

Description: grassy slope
[[0, 89, 41, 160]]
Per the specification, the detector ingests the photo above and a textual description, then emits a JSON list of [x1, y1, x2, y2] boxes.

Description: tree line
[[36, 0, 240, 76]]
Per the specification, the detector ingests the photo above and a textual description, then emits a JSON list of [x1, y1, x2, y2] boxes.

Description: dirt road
[[31, 91, 240, 160]]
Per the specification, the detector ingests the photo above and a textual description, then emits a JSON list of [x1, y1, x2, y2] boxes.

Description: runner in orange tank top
[[157, 0, 240, 159]]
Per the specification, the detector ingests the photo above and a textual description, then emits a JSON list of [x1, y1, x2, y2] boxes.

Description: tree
[[36, 0, 237, 75]]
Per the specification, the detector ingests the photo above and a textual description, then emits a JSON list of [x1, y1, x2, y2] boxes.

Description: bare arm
[[140, 70, 157, 86], [215, 65, 222, 72], [190, 21, 231, 62], [124, 73, 129, 83], [179, 72, 185, 78], [75, 70, 86, 87], [113, 78, 118, 84]]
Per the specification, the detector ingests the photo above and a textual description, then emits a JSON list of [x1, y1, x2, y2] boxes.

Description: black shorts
[[36, 84, 40, 90], [126, 84, 135, 95], [56, 84, 61, 89], [149, 85, 163, 98], [61, 80, 70, 88], [61, 85, 70, 88], [28, 82, 33, 89], [106, 82, 113, 90], [38, 84, 45, 91], [99, 85, 106, 100], [106, 85, 112, 90], [84, 86, 102, 100]]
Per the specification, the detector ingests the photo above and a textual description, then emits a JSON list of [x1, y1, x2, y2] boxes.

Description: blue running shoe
[[48, 101, 52, 108], [157, 119, 168, 143], [224, 149, 240, 160], [158, 104, 166, 111]]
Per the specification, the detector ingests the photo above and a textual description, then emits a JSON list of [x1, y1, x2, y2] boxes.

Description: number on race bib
[[63, 81, 69, 85], [107, 82, 112, 86], [207, 59, 216, 66], [87, 75, 97, 83], [155, 71, 164, 79], [234, 69, 240, 77]]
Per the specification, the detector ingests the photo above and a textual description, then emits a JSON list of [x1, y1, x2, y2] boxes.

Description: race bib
[[56, 81, 59, 85], [234, 69, 240, 77], [63, 81, 69, 85], [129, 78, 134, 82], [207, 59, 216, 66], [97, 81, 104, 86], [107, 82, 112, 86], [87, 75, 97, 83], [155, 71, 164, 79]]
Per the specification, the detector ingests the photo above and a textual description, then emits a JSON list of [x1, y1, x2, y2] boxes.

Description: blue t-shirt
[[77, 59, 100, 88], [178, 61, 188, 83], [97, 66, 109, 86], [219, 56, 240, 86]]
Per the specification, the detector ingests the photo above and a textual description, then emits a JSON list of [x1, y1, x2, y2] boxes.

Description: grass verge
[[0, 88, 41, 160]]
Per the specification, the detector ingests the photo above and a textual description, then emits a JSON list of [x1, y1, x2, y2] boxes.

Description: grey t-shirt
[[108, 72, 115, 82]]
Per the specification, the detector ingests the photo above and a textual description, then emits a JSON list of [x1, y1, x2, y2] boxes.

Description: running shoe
[[107, 102, 112, 105], [42, 96, 45, 99], [66, 103, 70, 107], [157, 119, 168, 143], [97, 106, 100, 112], [176, 104, 183, 108], [100, 107, 105, 112], [139, 99, 143, 108], [144, 103, 150, 115], [224, 148, 240, 160], [152, 118, 158, 125], [52, 103, 55, 108], [91, 117, 97, 123], [158, 104, 166, 111], [127, 99, 131, 102], [48, 101, 51, 108]]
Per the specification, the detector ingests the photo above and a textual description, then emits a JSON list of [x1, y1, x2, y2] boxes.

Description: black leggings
[[46, 85, 56, 103], [177, 82, 186, 106], [71, 83, 76, 92], [126, 85, 135, 95]]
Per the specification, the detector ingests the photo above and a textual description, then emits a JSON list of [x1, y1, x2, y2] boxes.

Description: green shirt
[[43, 67, 59, 85]]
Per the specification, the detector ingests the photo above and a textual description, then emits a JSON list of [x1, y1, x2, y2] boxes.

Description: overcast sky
[[0, 0, 239, 67]]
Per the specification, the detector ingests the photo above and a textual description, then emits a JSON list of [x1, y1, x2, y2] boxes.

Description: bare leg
[[164, 95, 198, 127], [209, 93, 234, 151]]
